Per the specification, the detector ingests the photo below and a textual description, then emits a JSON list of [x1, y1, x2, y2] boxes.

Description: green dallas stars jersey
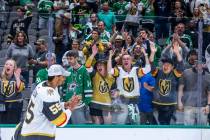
[[63, 65, 93, 108], [112, 1, 128, 21]]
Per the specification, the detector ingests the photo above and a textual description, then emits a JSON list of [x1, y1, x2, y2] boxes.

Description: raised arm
[[108, 50, 115, 74]]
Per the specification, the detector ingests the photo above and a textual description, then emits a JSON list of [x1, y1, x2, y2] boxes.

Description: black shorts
[[89, 107, 103, 117]]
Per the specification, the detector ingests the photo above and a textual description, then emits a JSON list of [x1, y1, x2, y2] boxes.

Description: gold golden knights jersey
[[110, 64, 151, 98], [21, 81, 72, 140], [92, 72, 115, 105]]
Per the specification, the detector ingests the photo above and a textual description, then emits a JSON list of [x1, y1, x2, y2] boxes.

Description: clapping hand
[[92, 44, 98, 56], [66, 94, 81, 111], [14, 68, 21, 79], [150, 42, 157, 54]]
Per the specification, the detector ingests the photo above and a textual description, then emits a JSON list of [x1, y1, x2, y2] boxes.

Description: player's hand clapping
[[65, 94, 81, 111]]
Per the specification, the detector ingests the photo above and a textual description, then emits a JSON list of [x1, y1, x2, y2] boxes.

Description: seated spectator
[[0, 59, 25, 124]]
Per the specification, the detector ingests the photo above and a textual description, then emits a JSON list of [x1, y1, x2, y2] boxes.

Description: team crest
[[47, 89, 54, 96], [123, 77, 134, 92], [159, 79, 171, 96], [99, 81, 109, 94], [1, 81, 15, 97]]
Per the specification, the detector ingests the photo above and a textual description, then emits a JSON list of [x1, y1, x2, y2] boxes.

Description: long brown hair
[[13, 31, 28, 45]]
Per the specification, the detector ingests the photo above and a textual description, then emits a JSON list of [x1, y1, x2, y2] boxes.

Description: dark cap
[[96, 53, 107, 64], [161, 58, 174, 65], [35, 38, 46, 45]]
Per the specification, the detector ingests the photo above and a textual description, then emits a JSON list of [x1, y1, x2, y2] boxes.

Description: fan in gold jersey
[[85, 44, 116, 124]]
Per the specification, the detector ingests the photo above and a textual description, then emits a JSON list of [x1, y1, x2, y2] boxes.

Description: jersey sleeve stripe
[[51, 112, 67, 127], [137, 68, 144, 77], [113, 67, 119, 77], [173, 69, 182, 77], [17, 82, 25, 92], [85, 94, 92, 97]]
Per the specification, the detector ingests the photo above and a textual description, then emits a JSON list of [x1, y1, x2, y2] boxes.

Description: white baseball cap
[[48, 64, 70, 77]]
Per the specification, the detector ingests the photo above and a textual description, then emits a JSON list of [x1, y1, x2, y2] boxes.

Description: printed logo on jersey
[[68, 83, 77, 92], [123, 77, 134, 92], [1, 81, 15, 97], [118, 9, 124, 15], [99, 80, 109, 94], [47, 89, 54, 96], [159, 79, 171, 96]]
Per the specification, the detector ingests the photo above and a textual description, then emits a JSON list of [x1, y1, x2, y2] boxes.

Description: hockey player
[[12, 64, 81, 140]]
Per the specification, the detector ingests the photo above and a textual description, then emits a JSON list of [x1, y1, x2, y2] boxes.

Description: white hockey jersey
[[110, 64, 151, 97], [21, 81, 71, 139]]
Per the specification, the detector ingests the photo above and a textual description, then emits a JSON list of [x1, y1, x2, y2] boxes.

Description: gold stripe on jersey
[[51, 112, 67, 126], [152, 68, 159, 77], [5, 99, 23, 102], [173, 69, 182, 78], [137, 68, 144, 77], [113, 67, 119, 77], [21, 133, 55, 137], [92, 73, 114, 104], [17, 82, 25, 92], [152, 101, 177, 105]]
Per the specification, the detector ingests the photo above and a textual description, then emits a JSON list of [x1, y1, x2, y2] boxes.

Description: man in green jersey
[[63, 50, 93, 124]]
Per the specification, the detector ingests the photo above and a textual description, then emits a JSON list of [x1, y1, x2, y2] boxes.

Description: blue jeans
[[69, 106, 87, 124], [184, 106, 208, 125]]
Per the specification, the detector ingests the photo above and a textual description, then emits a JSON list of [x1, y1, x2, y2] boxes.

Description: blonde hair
[[1, 59, 17, 80]]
